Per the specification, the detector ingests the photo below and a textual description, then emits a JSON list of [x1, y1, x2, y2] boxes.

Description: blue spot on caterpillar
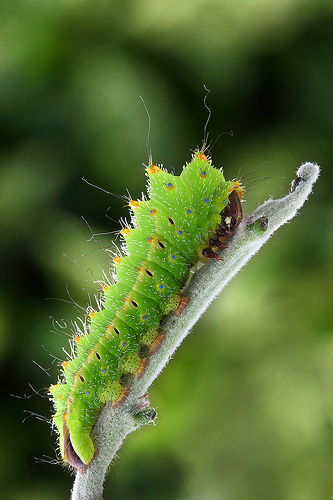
[[49, 150, 243, 468]]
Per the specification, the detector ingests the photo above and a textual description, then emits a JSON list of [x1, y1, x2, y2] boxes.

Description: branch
[[71, 162, 320, 500]]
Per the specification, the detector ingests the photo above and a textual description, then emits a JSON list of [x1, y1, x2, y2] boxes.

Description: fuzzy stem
[[71, 162, 320, 500]]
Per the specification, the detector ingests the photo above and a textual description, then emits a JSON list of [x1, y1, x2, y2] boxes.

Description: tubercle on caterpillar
[[49, 150, 243, 469]]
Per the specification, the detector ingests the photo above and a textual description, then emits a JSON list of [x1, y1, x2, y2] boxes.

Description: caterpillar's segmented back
[[49, 151, 243, 468]]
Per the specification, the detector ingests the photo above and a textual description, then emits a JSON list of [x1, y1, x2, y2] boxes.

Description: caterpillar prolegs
[[49, 151, 243, 468]]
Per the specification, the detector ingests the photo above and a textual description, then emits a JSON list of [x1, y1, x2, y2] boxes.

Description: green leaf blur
[[0, 1, 331, 499]]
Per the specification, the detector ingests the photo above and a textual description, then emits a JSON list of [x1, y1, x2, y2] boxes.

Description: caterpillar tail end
[[64, 434, 97, 469], [63, 416, 96, 468]]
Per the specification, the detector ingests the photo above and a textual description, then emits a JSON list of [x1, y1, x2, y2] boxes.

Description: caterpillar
[[49, 150, 243, 468]]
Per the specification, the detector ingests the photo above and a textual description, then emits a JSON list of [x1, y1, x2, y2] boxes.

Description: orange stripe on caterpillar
[[175, 296, 191, 315], [147, 334, 166, 355], [111, 386, 130, 409], [135, 357, 149, 380]]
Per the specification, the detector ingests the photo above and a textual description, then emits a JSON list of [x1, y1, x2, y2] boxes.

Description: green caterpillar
[[49, 150, 243, 468]]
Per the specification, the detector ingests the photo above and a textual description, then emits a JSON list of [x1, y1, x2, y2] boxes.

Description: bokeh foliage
[[0, 1, 331, 499]]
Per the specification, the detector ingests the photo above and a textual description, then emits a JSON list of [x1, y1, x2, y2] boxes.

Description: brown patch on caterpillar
[[64, 436, 85, 468], [209, 238, 226, 249], [122, 353, 150, 380], [215, 189, 243, 246], [65, 435, 99, 470], [221, 189, 243, 231], [141, 329, 166, 355], [200, 188, 243, 262], [111, 386, 130, 409], [215, 226, 233, 239], [175, 295, 191, 315], [77, 449, 100, 472], [63, 412, 86, 468], [135, 357, 150, 380], [201, 248, 221, 261], [164, 294, 190, 315], [148, 333, 166, 355]]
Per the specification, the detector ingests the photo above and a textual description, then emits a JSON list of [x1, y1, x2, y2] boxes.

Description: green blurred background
[[0, 1, 332, 499]]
